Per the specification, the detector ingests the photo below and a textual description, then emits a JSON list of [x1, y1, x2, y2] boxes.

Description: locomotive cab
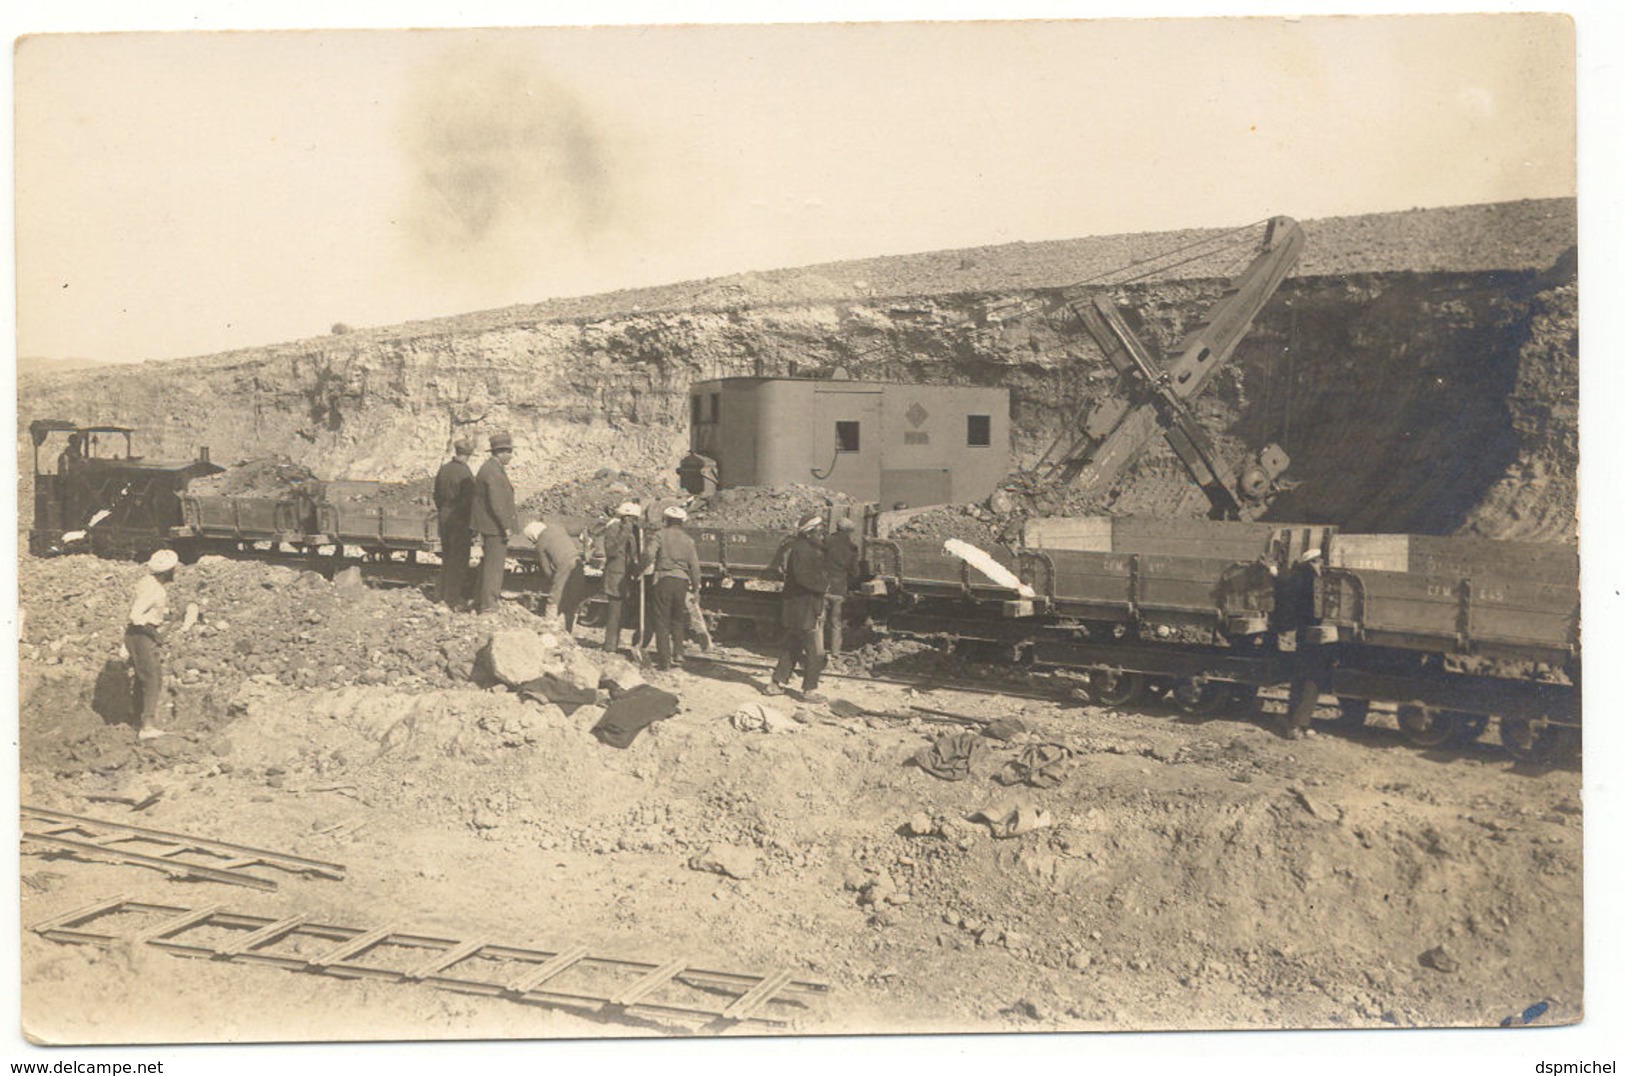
[[29, 419, 223, 558]]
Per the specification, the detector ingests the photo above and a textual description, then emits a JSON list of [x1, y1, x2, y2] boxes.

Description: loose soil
[[18, 552, 1581, 1043]]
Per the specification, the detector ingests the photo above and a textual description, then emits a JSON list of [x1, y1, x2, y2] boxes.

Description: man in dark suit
[[470, 432, 518, 614], [432, 438, 475, 609]]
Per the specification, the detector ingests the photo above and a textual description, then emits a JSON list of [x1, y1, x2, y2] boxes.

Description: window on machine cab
[[836, 421, 860, 453], [967, 414, 991, 447]]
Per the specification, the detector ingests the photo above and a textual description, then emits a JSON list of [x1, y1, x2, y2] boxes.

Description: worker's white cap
[[663, 506, 688, 522], [147, 549, 179, 574], [1299, 547, 1322, 562], [617, 502, 643, 518], [523, 521, 547, 542], [798, 512, 823, 533]]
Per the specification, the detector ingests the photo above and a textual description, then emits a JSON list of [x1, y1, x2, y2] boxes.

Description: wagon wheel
[[1397, 704, 1456, 748], [1090, 669, 1146, 707], [1501, 717, 1578, 765], [574, 600, 607, 629], [1171, 678, 1229, 717], [1331, 697, 1371, 729]]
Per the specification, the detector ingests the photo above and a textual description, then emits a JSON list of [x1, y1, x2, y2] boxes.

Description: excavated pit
[[15, 199, 1582, 1042]]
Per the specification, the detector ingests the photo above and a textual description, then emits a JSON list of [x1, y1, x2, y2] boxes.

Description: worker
[[432, 438, 475, 609], [822, 517, 861, 656], [677, 451, 720, 497], [523, 519, 588, 631], [57, 432, 85, 476], [763, 512, 829, 701], [127, 549, 178, 740], [643, 505, 702, 670], [597, 502, 643, 654], [470, 432, 518, 614], [1279, 546, 1330, 739]]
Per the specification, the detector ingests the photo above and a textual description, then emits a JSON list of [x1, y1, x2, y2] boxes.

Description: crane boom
[[1045, 216, 1305, 518]]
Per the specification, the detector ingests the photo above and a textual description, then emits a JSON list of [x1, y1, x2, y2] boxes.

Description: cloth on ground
[[913, 730, 986, 782], [969, 800, 1054, 838], [591, 684, 682, 748], [996, 741, 1074, 788]]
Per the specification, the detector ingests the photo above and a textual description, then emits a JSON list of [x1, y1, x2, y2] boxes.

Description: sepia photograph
[[6, 1, 1617, 1069]]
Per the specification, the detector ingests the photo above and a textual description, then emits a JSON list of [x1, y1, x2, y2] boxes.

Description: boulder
[[479, 630, 557, 687]]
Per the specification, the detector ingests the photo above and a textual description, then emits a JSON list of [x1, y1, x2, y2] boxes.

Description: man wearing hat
[[470, 432, 518, 614], [597, 502, 644, 654], [643, 505, 702, 670], [432, 438, 476, 609], [523, 519, 587, 631], [764, 512, 829, 701], [127, 549, 178, 739]]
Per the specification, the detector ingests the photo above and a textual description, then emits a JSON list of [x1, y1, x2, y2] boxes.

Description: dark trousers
[[603, 577, 638, 653], [477, 533, 508, 613], [823, 594, 846, 655], [1286, 646, 1332, 731], [650, 576, 690, 668], [773, 625, 826, 693], [439, 527, 472, 608], [126, 627, 162, 727]]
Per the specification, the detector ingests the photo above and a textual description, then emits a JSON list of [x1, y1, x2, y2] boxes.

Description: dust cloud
[[402, 44, 620, 277]]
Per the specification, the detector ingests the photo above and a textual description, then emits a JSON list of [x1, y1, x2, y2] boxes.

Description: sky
[[10, 6, 1585, 365]]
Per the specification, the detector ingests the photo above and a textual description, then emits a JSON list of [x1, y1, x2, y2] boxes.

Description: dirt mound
[[325, 478, 436, 511], [189, 456, 320, 497], [518, 469, 678, 521], [696, 483, 859, 532], [16, 552, 557, 778]]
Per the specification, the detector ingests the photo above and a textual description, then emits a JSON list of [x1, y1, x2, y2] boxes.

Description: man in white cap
[[127, 549, 178, 739], [643, 505, 702, 670], [523, 519, 586, 631], [764, 512, 829, 701], [597, 502, 643, 654]]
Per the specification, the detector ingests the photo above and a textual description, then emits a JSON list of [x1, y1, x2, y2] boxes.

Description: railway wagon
[[26, 423, 1578, 759]]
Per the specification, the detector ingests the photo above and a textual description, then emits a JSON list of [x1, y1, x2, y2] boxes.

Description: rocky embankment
[[18, 198, 1577, 539]]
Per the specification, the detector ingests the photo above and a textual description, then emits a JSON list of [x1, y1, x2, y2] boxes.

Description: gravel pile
[[189, 457, 320, 497], [694, 483, 860, 531], [17, 553, 550, 776], [517, 469, 677, 520]]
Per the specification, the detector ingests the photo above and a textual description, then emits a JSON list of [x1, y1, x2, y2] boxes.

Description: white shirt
[[129, 575, 169, 627]]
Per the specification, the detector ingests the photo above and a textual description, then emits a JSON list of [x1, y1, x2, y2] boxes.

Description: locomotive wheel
[[1397, 704, 1455, 748], [1332, 697, 1371, 729], [1090, 669, 1146, 707], [1171, 678, 1229, 717]]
